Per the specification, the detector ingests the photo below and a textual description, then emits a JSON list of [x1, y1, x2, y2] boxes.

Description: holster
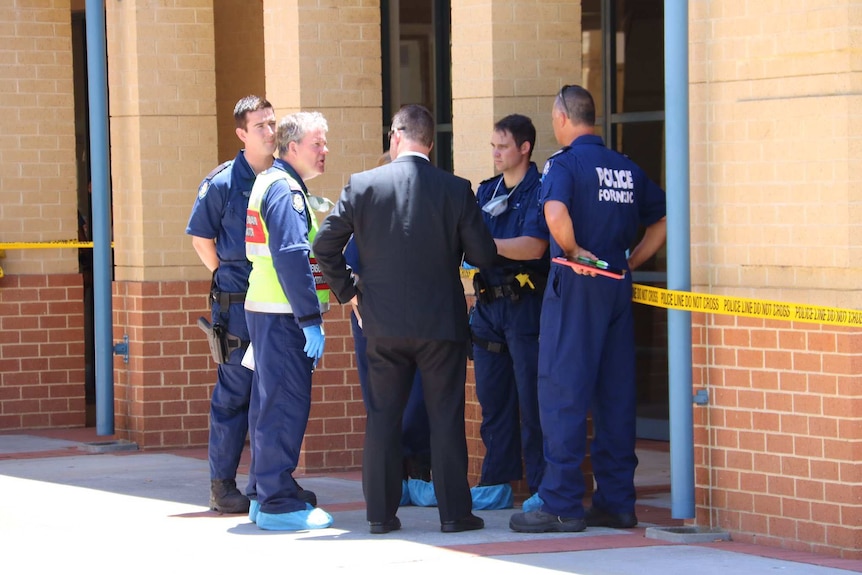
[[197, 316, 245, 364]]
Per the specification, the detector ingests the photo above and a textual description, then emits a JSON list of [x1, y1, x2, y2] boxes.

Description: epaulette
[[203, 160, 232, 181], [548, 146, 571, 158], [478, 175, 500, 186], [197, 160, 233, 200]]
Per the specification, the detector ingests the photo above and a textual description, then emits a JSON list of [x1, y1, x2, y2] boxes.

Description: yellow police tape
[[460, 267, 862, 327], [0, 241, 110, 280], [3, 246, 858, 327], [0, 240, 95, 249], [633, 284, 862, 327]]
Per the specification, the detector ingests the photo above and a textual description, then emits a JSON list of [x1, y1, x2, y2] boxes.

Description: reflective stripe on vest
[[245, 168, 330, 314]]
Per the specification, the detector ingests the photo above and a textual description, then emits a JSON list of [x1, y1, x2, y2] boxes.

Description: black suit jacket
[[313, 155, 497, 341]]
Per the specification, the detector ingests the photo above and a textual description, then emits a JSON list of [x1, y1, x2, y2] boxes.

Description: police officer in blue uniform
[[468, 114, 549, 510], [510, 85, 666, 533], [244, 111, 333, 531], [186, 95, 276, 514]]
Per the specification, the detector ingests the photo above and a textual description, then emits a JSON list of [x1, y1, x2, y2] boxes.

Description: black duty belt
[[211, 290, 246, 308], [473, 271, 546, 305]]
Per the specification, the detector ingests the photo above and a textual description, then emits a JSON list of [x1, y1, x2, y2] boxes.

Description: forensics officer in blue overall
[[186, 95, 275, 514], [244, 111, 334, 531], [510, 85, 666, 533], [469, 114, 549, 510]]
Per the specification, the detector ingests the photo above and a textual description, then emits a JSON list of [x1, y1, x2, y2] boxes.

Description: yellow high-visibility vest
[[245, 167, 330, 314]]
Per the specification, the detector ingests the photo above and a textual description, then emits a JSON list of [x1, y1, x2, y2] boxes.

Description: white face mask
[[307, 195, 334, 212], [481, 177, 518, 217]]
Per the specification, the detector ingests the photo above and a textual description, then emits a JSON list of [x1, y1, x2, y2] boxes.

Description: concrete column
[[106, 0, 219, 447]]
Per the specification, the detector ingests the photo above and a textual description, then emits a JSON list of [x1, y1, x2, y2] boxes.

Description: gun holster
[[197, 316, 244, 364]]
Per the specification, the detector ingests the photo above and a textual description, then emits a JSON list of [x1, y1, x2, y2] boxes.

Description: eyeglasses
[[388, 127, 404, 139]]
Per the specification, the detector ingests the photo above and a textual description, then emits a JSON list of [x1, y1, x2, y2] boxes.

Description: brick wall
[[689, 0, 862, 307], [0, 274, 86, 429], [451, 0, 582, 188], [688, 0, 862, 557], [109, 277, 369, 469], [0, 1, 79, 276], [692, 313, 862, 558], [302, 302, 366, 472], [111, 280, 211, 447]]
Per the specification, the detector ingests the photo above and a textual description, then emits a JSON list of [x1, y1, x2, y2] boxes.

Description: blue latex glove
[[301, 325, 325, 366]]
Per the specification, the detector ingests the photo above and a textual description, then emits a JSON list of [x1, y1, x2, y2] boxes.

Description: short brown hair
[[233, 95, 273, 130]]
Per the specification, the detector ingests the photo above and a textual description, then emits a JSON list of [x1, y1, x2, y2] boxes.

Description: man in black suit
[[313, 104, 497, 534]]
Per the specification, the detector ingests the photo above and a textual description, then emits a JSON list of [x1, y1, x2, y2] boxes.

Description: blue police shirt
[[539, 134, 666, 270], [258, 159, 322, 326], [186, 150, 256, 293], [476, 162, 549, 285]]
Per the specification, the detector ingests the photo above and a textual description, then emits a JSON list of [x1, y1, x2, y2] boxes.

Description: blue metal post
[[664, 0, 694, 518], [86, 0, 115, 435]]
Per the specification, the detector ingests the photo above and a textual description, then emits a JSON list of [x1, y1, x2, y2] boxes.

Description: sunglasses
[[388, 127, 405, 139], [558, 84, 575, 117]]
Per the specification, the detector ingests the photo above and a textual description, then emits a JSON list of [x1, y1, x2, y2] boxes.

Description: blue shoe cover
[[400, 480, 412, 506], [256, 505, 333, 531], [249, 499, 260, 523], [470, 483, 514, 510], [522, 492, 544, 512], [406, 478, 437, 507]]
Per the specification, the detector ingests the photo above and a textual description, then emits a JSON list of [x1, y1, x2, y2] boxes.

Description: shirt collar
[[397, 151, 430, 161], [273, 158, 307, 192]]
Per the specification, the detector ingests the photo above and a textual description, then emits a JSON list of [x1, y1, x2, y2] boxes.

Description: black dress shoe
[[440, 513, 484, 533], [584, 506, 638, 528], [369, 516, 401, 534]]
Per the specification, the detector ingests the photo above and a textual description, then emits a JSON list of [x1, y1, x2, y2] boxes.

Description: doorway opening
[[582, 0, 669, 441]]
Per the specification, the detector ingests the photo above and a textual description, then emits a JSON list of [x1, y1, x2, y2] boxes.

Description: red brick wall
[[302, 302, 366, 472], [111, 280, 369, 471], [0, 274, 87, 429], [111, 280, 214, 448], [692, 313, 862, 559]]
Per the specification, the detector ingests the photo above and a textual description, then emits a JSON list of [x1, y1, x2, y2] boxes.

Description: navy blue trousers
[[208, 299, 252, 483], [536, 268, 638, 518], [245, 311, 313, 514], [471, 292, 545, 492]]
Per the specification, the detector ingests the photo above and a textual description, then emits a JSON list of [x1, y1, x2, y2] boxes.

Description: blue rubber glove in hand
[[301, 325, 325, 367]]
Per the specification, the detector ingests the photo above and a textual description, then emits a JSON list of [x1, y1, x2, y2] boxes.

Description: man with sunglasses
[[469, 114, 550, 511], [509, 85, 666, 533]]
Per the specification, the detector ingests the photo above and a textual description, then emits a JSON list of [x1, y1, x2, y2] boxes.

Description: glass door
[[582, 0, 669, 440], [381, 0, 453, 171]]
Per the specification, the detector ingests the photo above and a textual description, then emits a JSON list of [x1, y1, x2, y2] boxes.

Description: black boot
[[210, 479, 250, 514]]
